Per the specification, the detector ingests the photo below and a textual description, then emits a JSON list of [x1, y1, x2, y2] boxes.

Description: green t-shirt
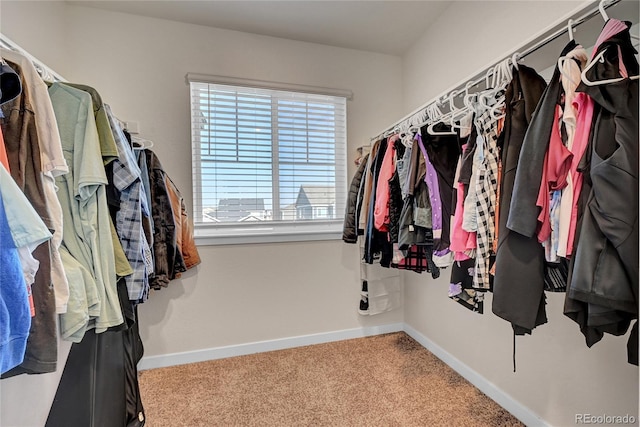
[[49, 82, 124, 335]]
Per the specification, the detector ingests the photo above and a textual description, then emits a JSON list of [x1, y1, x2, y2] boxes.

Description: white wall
[[404, 1, 586, 111], [57, 2, 404, 355], [3, 1, 638, 426], [401, 1, 639, 426], [0, 2, 404, 425], [0, 3, 73, 427]]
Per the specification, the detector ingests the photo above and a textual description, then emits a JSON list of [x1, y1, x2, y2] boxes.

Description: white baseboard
[[138, 322, 404, 371], [402, 324, 549, 427]]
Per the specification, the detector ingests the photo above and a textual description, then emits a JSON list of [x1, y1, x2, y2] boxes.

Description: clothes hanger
[[556, 20, 575, 77], [426, 102, 457, 136], [463, 80, 478, 111], [558, 48, 588, 86], [567, 19, 575, 42], [478, 61, 508, 120], [382, 126, 398, 138], [447, 89, 471, 131], [132, 136, 155, 150], [511, 52, 520, 71], [580, 47, 640, 86], [598, 0, 609, 22]]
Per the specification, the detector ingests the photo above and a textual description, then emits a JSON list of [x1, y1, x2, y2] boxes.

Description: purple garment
[[415, 134, 442, 239]]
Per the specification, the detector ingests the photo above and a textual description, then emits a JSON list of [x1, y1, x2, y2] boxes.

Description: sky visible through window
[[196, 89, 338, 222]]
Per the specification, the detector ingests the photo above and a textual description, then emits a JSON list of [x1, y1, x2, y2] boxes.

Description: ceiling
[[67, 1, 452, 56]]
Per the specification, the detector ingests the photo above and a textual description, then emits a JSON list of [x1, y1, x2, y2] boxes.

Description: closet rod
[[0, 32, 66, 82], [517, 0, 621, 61], [370, 0, 621, 141]]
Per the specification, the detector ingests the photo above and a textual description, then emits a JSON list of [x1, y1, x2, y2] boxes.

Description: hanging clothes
[[535, 104, 573, 246], [450, 116, 478, 261], [0, 60, 21, 105], [492, 64, 547, 332], [63, 83, 133, 280], [471, 100, 503, 291], [449, 258, 483, 313], [1, 49, 71, 316], [556, 46, 589, 258], [498, 41, 578, 335], [449, 113, 482, 312], [374, 135, 398, 232], [395, 134, 439, 278], [164, 172, 200, 274], [508, 40, 579, 237], [0, 190, 30, 375], [564, 19, 639, 365], [359, 140, 380, 237], [387, 151, 405, 244], [421, 122, 460, 254], [131, 140, 154, 253], [342, 153, 370, 243], [105, 104, 154, 303], [48, 82, 124, 340], [1, 59, 58, 376], [145, 149, 187, 288], [0, 164, 52, 374], [364, 138, 393, 266]]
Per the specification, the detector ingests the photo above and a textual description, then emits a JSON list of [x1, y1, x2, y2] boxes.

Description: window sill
[[194, 228, 342, 246]]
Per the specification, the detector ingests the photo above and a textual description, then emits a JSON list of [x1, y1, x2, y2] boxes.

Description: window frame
[[187, 74, 352, 246]]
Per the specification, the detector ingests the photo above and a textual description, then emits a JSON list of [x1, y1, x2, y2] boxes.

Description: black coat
[[492, 64, 547, 334], [342, 153, 369, 243], [421, 123, 460, 251], [564, 23, 638, 364], [507, 40, 577, 237], [496, 42, 577, 335]]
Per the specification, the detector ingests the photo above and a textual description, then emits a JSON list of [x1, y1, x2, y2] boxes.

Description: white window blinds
[[190, 80, 348, 243]]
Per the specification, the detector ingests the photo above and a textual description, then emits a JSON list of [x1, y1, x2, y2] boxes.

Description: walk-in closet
[[1, 1, 638, 426]]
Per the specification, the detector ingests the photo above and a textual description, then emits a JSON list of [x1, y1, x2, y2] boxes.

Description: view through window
[[190, 81, 347, 239]]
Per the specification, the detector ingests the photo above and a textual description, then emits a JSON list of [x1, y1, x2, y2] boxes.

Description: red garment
[[450, 181, 476, 261], [373, 135, 398, 231], [565, 93, 594, 255], [536, 105, 573, 242]]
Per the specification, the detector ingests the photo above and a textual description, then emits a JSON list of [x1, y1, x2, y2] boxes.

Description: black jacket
[[145, 149, 185, 289], [507, 40, 577, 237], [421, 123, 460, 251], [498, 42, 576, 335], [564, 24, 638, 364], [492, 64, 547, 334], [342, 153, 369, 243]]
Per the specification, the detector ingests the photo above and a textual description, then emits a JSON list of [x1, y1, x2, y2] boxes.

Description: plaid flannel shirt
[[105, 105, 153, 303]]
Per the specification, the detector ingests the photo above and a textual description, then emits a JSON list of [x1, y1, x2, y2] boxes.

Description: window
[[189, 76, 349, 244]]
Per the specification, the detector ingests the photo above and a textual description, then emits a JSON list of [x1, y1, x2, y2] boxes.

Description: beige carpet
[[139, 332, 523, 426]]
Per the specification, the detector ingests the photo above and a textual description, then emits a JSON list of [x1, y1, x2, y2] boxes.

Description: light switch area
[[125, 121, 140, 134]]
